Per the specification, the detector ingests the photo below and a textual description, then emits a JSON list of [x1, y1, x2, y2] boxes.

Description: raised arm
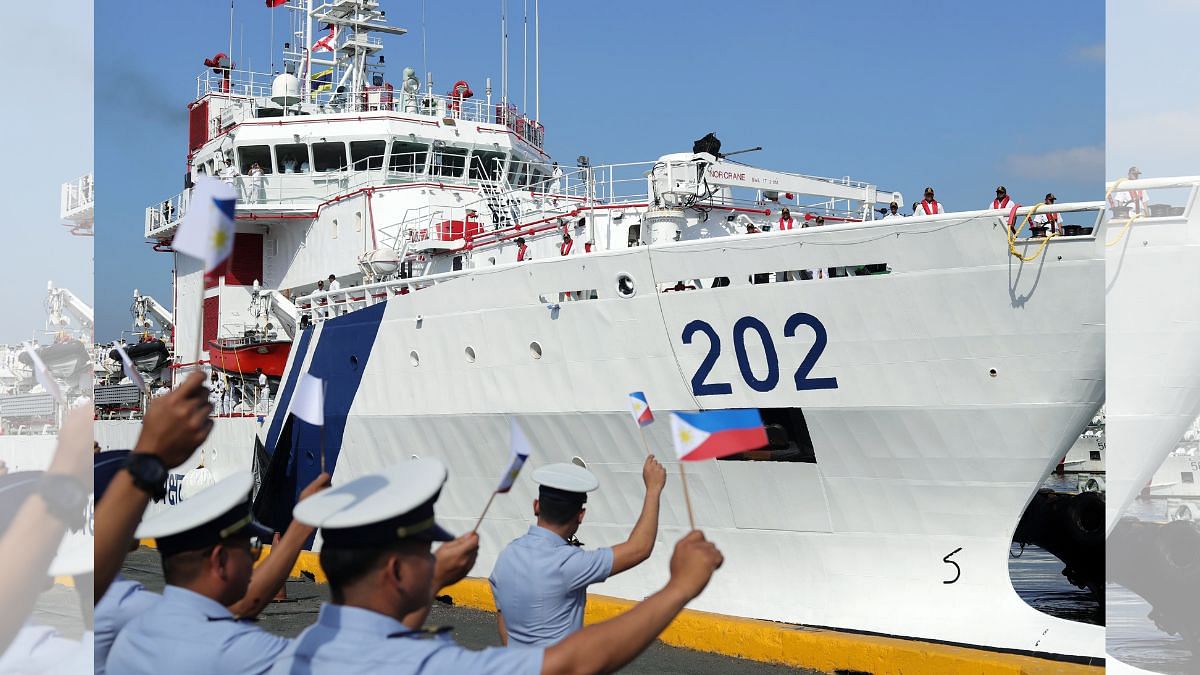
[[229, 472, 331, 618], [542, 531, 723, 675], [0, 404, 91, 653], [402, 532, 480, 630], [609, 455, 666, 575], [94, 372, 214, 599]]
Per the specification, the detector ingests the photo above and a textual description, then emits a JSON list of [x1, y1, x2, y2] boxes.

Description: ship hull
[[239, 211, 1107, 659]]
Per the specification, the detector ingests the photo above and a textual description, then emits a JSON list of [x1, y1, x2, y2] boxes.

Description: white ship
[[96, 0, 1113, 662]]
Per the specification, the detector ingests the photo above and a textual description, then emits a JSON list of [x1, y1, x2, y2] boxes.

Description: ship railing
[[197, 68, 275, 100], [145, 189, 191, 239], [297, 266, 476, 322], [60, 173, 94, 220]]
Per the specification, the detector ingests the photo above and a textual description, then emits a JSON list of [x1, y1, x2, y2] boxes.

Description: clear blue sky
[[1, 1, 93, 344], [95, 0, 1104, 341]]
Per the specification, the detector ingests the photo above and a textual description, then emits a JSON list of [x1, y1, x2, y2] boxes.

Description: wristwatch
[[37, 474, 88, 530], [124, 453, 168, 501]]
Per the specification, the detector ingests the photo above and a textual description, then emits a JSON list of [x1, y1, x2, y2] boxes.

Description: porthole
[[349, 354, 360, 371], [617, 273, 635, 298], [410, 350, 420, 367], [465, 346, 476, 362], [988, 368, 998, 378], [529, 341, 543, 359]]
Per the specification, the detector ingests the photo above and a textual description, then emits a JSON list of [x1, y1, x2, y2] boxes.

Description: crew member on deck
[[778, 207, 798, 230], [916, 187, 944, 215], [1109, 166, 1149, 216], [551, 162, 564, 193], [516, 236, 530, 262], [990, 186, 1016, 211], [490, 457, 667, 647], [883, 201, 905, 219], [1031, 193, 1061, 235], [105, 473, 289, 674]]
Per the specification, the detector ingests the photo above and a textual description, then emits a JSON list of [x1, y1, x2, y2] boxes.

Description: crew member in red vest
[[778, 207, 798, 230], [1109, 166, 1149, 216], [560, 231, 573, 256], [990, 186, 1016, 211], [1032, 193, 1061, 235], [916, 187, 943, 215], [990, 185, 1021, 232], [515, 236, 529, 262]]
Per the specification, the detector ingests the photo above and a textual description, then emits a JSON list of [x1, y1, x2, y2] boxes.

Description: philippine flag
[[670, 409, 768, 462], [628, 391, 654, 427], [496, 419, 532, 493]]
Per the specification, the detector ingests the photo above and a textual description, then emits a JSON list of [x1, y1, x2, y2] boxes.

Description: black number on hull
[[682, 319, 733, 396]]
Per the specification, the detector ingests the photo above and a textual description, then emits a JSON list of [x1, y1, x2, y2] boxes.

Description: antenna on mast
[[534, 0, 540, 122], [522, 0, 527, 113]]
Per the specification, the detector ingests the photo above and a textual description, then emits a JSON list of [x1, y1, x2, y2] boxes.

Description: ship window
[[314, 142, 348, 172], [389, 140, 428, 174], [237, 145, 273, 174], [350, 140, 387, 170], [276, 143, 310, 173], [1089, 450, 1101, 461], [431, 144, 467, 178], [1184, 472, 1195, 484], [507, 159, 529, 188], [470, 150, 507, 182], [529, 169, 548, 192]]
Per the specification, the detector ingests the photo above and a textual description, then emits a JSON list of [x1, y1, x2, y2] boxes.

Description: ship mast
[[305, 0, 407, 104]]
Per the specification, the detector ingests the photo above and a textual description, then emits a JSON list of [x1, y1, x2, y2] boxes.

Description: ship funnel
[[271, 73, 301, 106]]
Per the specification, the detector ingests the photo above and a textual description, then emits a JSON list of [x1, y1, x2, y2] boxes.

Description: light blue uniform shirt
[[94, 574, 160, 675], [106, 585, 289, 675], [0, 623, 90, 674], [489, 525, 614, 646], [268, 603, 543, 675]]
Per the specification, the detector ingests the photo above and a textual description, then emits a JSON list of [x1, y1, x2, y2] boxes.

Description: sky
[[94, 0, 1104, 341], [0, 1, 94, 344]]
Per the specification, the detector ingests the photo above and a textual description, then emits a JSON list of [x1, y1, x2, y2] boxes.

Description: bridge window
[[350, 140, 387, 170], [276, 143, 310, 173], [389, 140, 428, 174], [314, 142, 348, 172], [237, 145, 273, 174], [431, 143, 467, 178], [471, 150, 507, 182], [507, 160, 529, 188], [529, 168, 548, 192]]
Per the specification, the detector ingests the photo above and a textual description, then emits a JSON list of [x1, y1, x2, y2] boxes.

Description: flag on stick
[[496, 419, 532, 493], [113, 345, 147, 393], [173, 176, 238, 272], [628, 391, 654, 427], [291, 373, 325, 426], [292, 372, 327, 472], [475, 419, 534, 531], [22, 343, 64, 404], [670, 409, 768, 462]]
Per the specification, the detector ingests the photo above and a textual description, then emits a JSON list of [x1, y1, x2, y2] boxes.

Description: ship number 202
[[682, 313, 838, 396]]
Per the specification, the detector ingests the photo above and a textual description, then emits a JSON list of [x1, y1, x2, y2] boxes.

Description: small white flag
[[173, 176, 238, 272], [496, 419, 532, 493], [22, 343, 64, 404], [113, 344, 147, 392], [291, 372, 325, 426]]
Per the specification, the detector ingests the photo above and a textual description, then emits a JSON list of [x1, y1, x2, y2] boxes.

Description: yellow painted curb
[[139, 542, 1103, 675], [436, 578, 1102, 675]]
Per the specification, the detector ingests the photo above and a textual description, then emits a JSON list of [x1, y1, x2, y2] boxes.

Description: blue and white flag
[[496, 419, 532, 493], [173, 176, 238, 272], [113, 344, 147, 392]]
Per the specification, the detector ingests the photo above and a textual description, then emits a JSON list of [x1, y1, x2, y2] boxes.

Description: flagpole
[[319, 381, 327, 474], [473, 490, 499, 533], [636, 426, 653, 457], [678, 463, 696, 530]]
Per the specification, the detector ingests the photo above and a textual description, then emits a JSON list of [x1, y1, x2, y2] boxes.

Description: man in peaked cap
[[93, 449, 330, 675], [270, 458, 723, 675], [106, 472, 292, 675], [490, 456, 667, 646]]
